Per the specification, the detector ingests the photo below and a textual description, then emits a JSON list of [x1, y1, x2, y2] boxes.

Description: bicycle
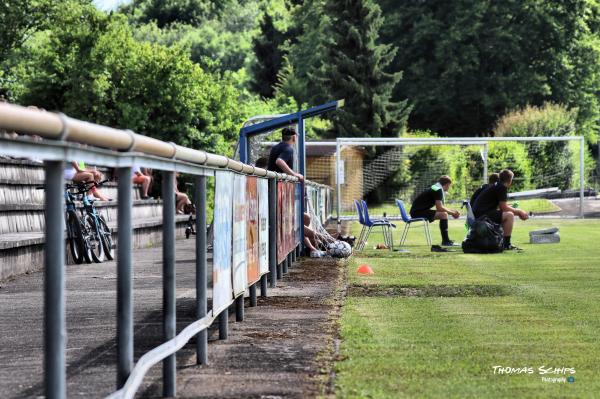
[[39, 180, 113, 264], [79, 180, 114, 262]]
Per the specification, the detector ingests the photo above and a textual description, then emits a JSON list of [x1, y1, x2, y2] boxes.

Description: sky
[[93, 0, 130, 11]]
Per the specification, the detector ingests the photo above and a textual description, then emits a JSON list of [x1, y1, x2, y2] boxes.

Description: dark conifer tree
[[317, 0, 410, 137], [250, 12, 287, 98]]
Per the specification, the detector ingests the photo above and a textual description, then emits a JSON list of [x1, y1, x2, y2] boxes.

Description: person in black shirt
[[470, 173, 500, 205], [267, 127, 304, 182], [472, 169, 529, 250], [410, 175, 461, 246]]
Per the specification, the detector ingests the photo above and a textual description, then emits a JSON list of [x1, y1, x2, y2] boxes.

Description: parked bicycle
[[38, 180, 114, 264], [80, 181, 114, 262]]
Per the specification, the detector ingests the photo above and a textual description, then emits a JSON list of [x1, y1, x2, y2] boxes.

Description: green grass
[[341, 198, 560, 218], [335, 219, 600, 398]]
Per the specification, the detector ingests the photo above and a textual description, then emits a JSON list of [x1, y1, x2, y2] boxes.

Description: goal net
[[330, 137, 590, 219]]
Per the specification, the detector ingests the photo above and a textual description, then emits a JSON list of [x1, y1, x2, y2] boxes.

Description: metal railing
[[0, 103, 332, 398]]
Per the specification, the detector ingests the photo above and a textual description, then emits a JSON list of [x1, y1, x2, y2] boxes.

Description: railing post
[[219, 310, 228, 340], [277, 262, 283, 279], [44, 160, 65, 399], [268, 178, 277, 288], [235, 295, 244, 322], [117, 166, 133, 388], [260, 274, 268, 297], [162, 171, 176, 397], [283, 254, 289, 274], [249, 284, 257, 307], [195, 175, 208, 365]]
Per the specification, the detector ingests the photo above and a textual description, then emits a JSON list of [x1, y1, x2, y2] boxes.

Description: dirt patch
[[158, 256, 347, 399], [348, 283, 513, 297]]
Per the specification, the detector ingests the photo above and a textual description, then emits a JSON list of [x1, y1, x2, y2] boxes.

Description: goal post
[[335, 136, 586, 219]]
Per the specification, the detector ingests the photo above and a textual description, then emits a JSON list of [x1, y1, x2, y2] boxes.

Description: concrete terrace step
[[0, 158, 115, 182], [0, 215, 191, 280], [0, 199, 167, 234], [0, 179, 142, 204]]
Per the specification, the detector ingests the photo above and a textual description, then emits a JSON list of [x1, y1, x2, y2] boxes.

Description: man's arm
[[435, 200, 460, 218], [499, 201, 528, 220], [275, 158, 304, 181]]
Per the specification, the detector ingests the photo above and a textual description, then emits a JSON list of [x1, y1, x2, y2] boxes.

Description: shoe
[[141, 195, 154, 200], [310, 250, 326, 258], [504, 244, 523, 251], [431, 245, 449, 252], [441, 240, 460, 247]]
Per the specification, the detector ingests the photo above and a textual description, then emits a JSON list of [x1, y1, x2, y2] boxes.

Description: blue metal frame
[[238, 99, 344, 250]]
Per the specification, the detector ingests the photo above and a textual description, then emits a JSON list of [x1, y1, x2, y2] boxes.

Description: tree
[[9, 1, 244, 154], [250, 12, 288, 98], [315, 0, 410, 137], [378, 0, 600, 141]]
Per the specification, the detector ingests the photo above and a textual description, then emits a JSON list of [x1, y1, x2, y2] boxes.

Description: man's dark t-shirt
[[267, 142, 294, 173], [470, 183, 489, 205], [410, 186, 444, 213], [472, 184, 508, 217]]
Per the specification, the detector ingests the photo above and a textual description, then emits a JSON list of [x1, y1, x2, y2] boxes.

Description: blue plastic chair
[[359, 200, 395, 251], [395, 199, 432, 246]]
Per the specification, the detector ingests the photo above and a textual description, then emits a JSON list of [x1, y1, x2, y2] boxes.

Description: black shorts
[[477, 210, 502, 225], [410, 209, 436, 223]]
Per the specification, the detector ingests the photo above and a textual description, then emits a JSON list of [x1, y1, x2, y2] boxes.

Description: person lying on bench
[[470, 172, 499, 205], [472, 169, 529, 250], [410, 175, 461, 246]]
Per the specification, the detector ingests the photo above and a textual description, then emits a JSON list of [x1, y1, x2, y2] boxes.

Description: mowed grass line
[[336, 219, 600, 398]]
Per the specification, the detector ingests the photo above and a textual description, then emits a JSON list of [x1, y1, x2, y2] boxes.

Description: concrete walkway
[[0, 238, 343, 398]]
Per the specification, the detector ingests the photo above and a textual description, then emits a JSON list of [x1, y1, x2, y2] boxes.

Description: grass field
[[335, 218, 600, 398]]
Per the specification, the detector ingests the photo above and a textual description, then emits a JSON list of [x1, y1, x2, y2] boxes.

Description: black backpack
[[462, 216, 504, 253]]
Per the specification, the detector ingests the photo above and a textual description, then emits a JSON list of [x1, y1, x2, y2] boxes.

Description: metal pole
[[162, 171, 176, 397], [235, 295, 244, 322], [268, 178, 277, 288], [277, 262, 283, 279], [336, 139, 341, 221], [219, 310, 228, 340], [117, 166, 133, 388], [195, 175, 207, 365], [249, 284, 257, 307], [283, 254, 289, 274], [580, 137, 585, 218], [44, 160, 65, 399], [483, 143, 489, 185], [260, 274, 268, 297], [298, 117, 306, 252]]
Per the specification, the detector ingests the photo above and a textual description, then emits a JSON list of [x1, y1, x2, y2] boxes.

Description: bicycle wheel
[[77, 213, 93, 264], [67, 212, 85, 264], [85, 214, 104, 263], [98, 216, 114, 260]]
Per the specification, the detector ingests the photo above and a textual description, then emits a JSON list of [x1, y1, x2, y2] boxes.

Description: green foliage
[[250, 12, 288, 98], [378, 0, 600, 140], [315, 0, 410, 137], [7, 1, 244, 155], [486, 142, 533, 191], [493, 103, 580, 189]]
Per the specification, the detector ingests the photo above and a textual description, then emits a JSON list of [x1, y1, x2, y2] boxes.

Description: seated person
[[64, 161, 111, 201], [132, 164, 152, 199], [303, 212, 326, 258], [472, 169, 529, 250], [409, 175, 461, 246], [175, 173, 192, 214], [470, 172, 500, 205]]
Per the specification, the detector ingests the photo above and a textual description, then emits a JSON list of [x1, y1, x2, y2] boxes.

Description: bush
[[493, 103, 584, 189]]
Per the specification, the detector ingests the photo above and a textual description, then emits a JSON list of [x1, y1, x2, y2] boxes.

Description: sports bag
[[462, 216, 504, 253]]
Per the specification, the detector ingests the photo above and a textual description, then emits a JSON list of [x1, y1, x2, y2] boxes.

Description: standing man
[[410, 175, 461, 246], [267, 126, 304, 182], [472, 169, 529, 250]]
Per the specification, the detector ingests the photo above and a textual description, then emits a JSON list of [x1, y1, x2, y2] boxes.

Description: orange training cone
[[357, 264, 374, 275]]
